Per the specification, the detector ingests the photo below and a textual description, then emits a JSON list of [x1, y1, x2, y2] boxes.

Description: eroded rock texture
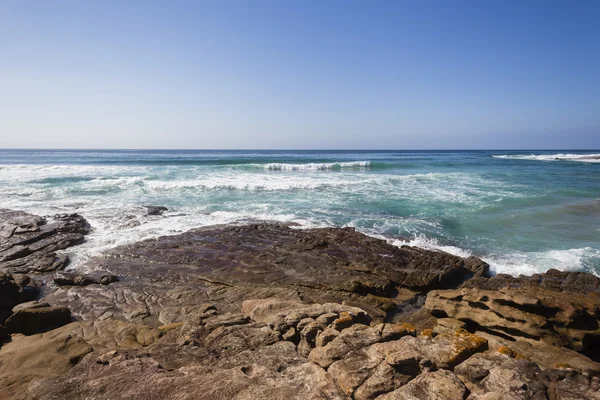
[[0, 209, 91, 274], [425, 274, 600, 361], [43, 223, 487, 327], [0, 214, 599, 399]]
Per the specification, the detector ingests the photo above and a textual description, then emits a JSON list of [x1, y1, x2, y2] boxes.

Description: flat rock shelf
[[0, 209, 599, 399]]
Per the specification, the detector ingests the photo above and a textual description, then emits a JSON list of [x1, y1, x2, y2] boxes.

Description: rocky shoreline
[[0, 208, 599, 399]]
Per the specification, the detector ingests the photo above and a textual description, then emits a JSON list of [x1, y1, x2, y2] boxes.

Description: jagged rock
[[4, 303, 72, 335], [425, 287, 600, 359], [0, 209, 91, 274]]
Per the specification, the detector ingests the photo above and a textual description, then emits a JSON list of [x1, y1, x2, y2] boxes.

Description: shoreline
[[1, 209, 599, 398]]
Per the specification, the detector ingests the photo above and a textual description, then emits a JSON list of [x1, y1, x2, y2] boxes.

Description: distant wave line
[[493, 153, 600, 163]]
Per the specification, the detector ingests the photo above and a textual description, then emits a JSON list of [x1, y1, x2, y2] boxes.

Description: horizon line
[[1, 148, 600, 152]]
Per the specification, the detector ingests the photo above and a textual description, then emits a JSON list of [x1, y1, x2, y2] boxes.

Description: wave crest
[[493, 154, 600, 163], [264, 161, 371, 170]]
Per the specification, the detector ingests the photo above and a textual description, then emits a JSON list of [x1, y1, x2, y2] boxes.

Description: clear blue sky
[[1, 0, 599, 149]]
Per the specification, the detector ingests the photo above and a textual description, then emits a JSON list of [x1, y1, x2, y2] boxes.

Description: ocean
[[0, 149, 599, 276]]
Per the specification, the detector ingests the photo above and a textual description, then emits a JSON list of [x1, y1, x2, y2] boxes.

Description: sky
[[0, 0, 599, 149]]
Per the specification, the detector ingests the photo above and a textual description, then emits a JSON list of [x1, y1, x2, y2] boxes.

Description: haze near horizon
[[1, 0, 599, 149]]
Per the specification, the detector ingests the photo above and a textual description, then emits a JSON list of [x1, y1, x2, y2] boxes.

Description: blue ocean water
[[0, 149, 599, 276]]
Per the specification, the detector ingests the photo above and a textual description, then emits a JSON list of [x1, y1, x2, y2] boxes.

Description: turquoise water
[[0, 149, 599, 276]]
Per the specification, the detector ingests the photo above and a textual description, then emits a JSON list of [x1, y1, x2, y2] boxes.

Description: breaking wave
[[493, 153, 600, 163], [263, 161, 371, 170]]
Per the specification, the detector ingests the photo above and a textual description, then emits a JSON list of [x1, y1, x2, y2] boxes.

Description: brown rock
[[0, 325, 93, 398], [0, 271, 39, 324], [455, 352, 548, 399], [377, 369, 468, 400], [425, 287, 600, 358], [5, 303, 72, 335]]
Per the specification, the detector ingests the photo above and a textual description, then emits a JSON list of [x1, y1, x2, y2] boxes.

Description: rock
[[282, 327, 300, 343], [425, 286, 600, 359], [56, 319, 162, 350], [0, 325, 93, 398], [315, 327, 339, 347], [434, 317, 466, 333], [44, 223, 490, 329], [158, 303, 217, 325], [158, 322, 185, 333], [12, 300, 50, 313], [377, 369, 468, 400], [462, 268, 600, 295], [379, 322, 417, 341], [4, 303, 72, 335], [549, 372, 600, 400], [73, 275, 97, 285], [53, 272, 75, 286], [55, 272, 117, 287], [143, 205, 169, 216], [455, 352, 548, 399], [370, 328, 488, 372], [4, 219, 600, 399], [0, 271, 39, 324], [0, 209, 91, 274], [505, 340, 600, 375], [327, 350, 383, 396], [100, 274, 118, 285], [354, 362, 411, 400]]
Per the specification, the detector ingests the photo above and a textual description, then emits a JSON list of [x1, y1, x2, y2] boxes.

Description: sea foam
[[263, 161, 371, 170]]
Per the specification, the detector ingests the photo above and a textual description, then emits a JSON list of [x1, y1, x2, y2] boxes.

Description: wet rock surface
[[0, 209, 91, 274], [143, 205, 169, 216], [42, 223, 489, 326], [0, 211, 599, 399]]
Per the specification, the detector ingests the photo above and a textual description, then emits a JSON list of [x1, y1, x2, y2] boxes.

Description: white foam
[[493, 154, 600, 163], [397, 234, 474, 259], [1, 161, 596, 276], [143, 174, 367, 191], [389, 234, 599, 277], [483, 247, 600, 277], [63, 208, 316, 272], [263, 161, 370, 170]]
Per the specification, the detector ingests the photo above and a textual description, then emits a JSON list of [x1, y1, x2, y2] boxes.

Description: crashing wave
[[263, 161, 371, 170]]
